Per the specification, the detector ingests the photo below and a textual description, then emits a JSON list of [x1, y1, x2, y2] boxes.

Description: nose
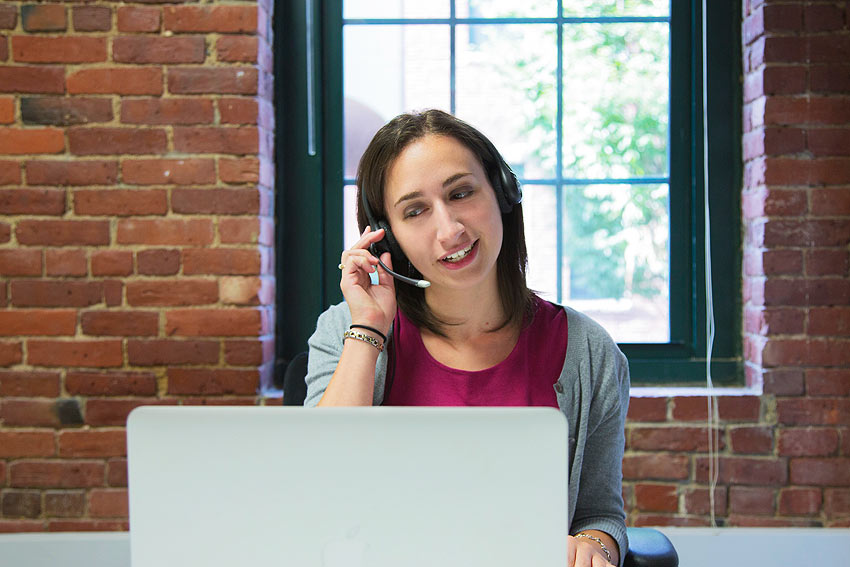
[[434, 202, 464, 246]]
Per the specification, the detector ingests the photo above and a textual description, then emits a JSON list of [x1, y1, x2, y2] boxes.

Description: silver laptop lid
[[127, 406, 567, 567]]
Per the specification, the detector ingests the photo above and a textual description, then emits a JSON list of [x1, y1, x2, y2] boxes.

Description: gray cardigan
[[305, 301, 630, 564]]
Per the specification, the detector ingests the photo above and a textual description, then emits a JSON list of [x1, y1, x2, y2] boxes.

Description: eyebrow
[[392, 173, 474, 208]]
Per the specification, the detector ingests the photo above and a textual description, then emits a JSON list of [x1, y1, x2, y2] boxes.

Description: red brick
[[16, 220, 109, 246], [72, 6, 111, 32], [806, 369, 850, 397], [0, 160, 20, 185], [44, 491, 85, 518], [763, 66, 807, 95], [126, 280, 218, 306], [0, 96, 13, 124], [21, 4, 67, 32], [777, 398, 850, 426], [763, 339, 850, 367], [47, 519, 128, 532], [219, 217, 273, 245], [0, 432, 55, 458], [0, 310, 77, 335], [81, 311, 158, 337], [809, 129, 850, 157], [0, 188, 65, 214], [682, 486, 728, 516], [791, 458, 850, 486], [626, 396, 669, 422], [224, 338, 273, 366], [2, 490, 42, 518], [219, 157, 260, 184], [779, 488, 822, 516], [128, 339, 219, 365], [809, 96, 850, 124], [165, 308, 269, 337], [764, 3, 802, 31], [91, 250, 133, 277], [728, 486, 776, 516], [173, 126, 258, 154], [9, 461, 104, 488], [122, 158, 215, 185], [629, 426, 717, 452], [66, 371, 157, 397], [0, 67, 65, 94], [13, 37, 106, 64], [217, 36, 257, 63], [0, 341, 22, 366], [172, 188, 260, 215], [27, 339, 123, 368], [806, 249, 849, 277], [104, 280, 123, 308], [809, 307, 850, 336], [672, 396, 761, 422], [634, 484, 678, 513], [68, 127, 167, 156], [164, 5, 257, 33], [67, 68, 163, 96], [89, 488, 128, 518], [182, 248, 262, 276], [695, 456, 788, 486], [58, 430, 125, 458], [74, 189, 167, 216], [46, 249, 87, 277], [0, 5, 17, 29], [0, 223, 8, 244], [136, 249, 179, 275], [824, 488, 850, 518], [85, 398, 171, 427], [779, 428, 840, 457], [220, 276, 273, 306], [0, 36, 7, 62], [630, 514, 709, 527], [26, 160, 118, 185], [121, 98, 214, 125], [113, 36, 205, 64], [117, 6, 161, 33], [167, 368, 259, 395], [729, 426, 773, 454], [0, 249, 42, 276], [809, 36, 850, 64], [219, 98, 257, 124], [0, 128, 64, 155], [117, 218, 213, 245], [168, 67, 257, 95], [811, 188, 850, 216], [763, 369, 806, 396], [805, 3, 843, 31], [762, 307, 805, 335], [107, 458, 127, 487], [0, 370, 62, 396], [622, 454, 690, 480], [0, 399, 62, 427]]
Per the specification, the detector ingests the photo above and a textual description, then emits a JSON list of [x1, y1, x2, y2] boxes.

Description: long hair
[[356, 109, 535, 336]]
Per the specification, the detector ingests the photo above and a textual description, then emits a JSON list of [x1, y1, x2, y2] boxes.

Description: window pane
[[562, 23, 669, 179], [521, 185, 559, 303], [344, 0, 449, 19], [561, 183, 669, 343], [343, 184, 360, 250], [456, 24, 557, 179], [563, 0, 669, 17], [344, 25, 450, 176], [456, 0, 556, 18]]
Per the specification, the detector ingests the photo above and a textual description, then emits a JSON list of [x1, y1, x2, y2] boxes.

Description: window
[[274, 0, 742, 385]]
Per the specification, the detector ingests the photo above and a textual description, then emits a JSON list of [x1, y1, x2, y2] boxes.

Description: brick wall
[[0, 0, 275, 531], [621, 0, 850, 528], [0, 0, 848, 534]]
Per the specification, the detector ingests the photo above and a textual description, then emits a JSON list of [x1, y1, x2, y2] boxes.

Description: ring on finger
[[338, 263, 345, 270]]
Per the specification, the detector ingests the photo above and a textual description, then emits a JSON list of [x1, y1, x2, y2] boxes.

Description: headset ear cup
[[378, 220, 407, 272]]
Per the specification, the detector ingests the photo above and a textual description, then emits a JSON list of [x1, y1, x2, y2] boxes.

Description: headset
[[360, 137, 522, 289]]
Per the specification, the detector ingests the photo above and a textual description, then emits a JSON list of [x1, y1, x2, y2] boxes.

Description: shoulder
[[313, 301, 352, 335]]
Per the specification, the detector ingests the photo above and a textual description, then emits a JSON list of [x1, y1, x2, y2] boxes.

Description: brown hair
[[356, 109, 535, 336]]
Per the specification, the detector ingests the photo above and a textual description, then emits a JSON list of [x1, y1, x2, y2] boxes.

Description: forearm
[[316, 338, 380, 406]]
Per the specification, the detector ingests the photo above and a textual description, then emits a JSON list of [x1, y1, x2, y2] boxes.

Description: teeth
[[443, 242, 474, 262]]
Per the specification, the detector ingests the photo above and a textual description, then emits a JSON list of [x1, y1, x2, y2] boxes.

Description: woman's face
[[383, 134, 503, 292]]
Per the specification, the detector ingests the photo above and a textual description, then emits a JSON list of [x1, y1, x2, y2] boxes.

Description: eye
[[403, 205, 425, 219], [451, 188, 473, 200]]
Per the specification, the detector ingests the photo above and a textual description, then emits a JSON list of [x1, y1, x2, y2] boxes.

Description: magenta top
[[384, 298, 566, 407]]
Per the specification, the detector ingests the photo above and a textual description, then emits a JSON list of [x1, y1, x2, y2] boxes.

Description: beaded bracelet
[[349, 324, 387, 343], [575, 533, 612, 563], [343, 329, 384, 352]]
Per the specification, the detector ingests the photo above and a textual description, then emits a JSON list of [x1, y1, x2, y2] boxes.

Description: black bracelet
[[349, 324, 387, 343]]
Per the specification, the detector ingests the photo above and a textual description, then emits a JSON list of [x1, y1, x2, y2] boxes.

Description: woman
[[305, 110, 630, 567]]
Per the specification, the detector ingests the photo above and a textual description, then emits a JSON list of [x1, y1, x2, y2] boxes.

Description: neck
[[423, 275, 509, 340]]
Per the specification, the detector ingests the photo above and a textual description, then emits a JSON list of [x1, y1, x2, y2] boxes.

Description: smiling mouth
[[441, 241, 477, 263]]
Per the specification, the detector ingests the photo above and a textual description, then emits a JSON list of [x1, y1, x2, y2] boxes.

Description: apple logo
[[322, 525, 368, 567]]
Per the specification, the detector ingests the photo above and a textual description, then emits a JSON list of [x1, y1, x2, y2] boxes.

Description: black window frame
[[274, 0, 742, 386]]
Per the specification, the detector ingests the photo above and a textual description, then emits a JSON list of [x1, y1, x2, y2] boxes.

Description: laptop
[[126, 406, 568, 567]]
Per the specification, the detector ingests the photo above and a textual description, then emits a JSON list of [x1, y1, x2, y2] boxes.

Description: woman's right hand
[[339, 226, 397, 335]]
